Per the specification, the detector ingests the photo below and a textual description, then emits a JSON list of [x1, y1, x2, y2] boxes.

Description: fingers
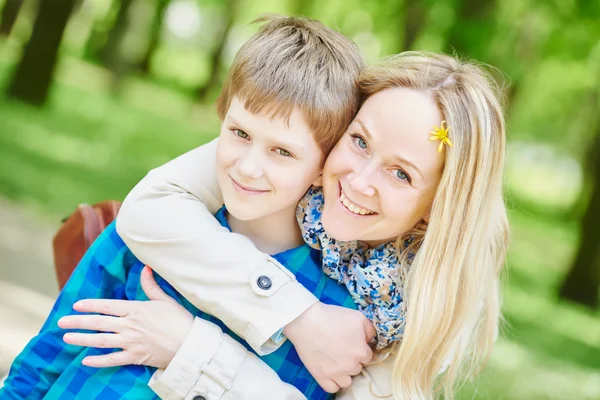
[[334, 374, 353, 390], [63, 332, 124, 349], [318, 379, 340, 394], [140, 266, 172, 302], [352, 346, 373, 368], [363, 319, 377, 343], [81, 351, 134, 368], [348, 361, 364, 376], [73, 299, 134, 317], [357, 344, 374, 366], [58, 314, 122, 333]]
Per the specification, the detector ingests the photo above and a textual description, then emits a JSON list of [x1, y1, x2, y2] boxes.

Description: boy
[[0, 15, 366, 399]]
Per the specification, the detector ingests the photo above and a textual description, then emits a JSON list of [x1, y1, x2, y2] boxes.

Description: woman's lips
[[337, 182, 377, 216]]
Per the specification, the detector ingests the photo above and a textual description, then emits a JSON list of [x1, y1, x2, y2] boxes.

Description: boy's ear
[[312, 173, 323, 187], [422, 210, 431, 224]]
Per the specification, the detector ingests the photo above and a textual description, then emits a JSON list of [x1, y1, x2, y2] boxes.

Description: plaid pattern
[[1, 208, 356, 400]]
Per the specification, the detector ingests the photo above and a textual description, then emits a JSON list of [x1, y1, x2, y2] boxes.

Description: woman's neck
[[227, 206, 304, 255]]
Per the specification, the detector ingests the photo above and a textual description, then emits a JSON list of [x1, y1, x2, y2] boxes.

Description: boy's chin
[[225, 203, 264, 221]]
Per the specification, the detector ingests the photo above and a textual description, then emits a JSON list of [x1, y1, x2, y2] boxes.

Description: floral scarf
[[296, 186, 413, 349]]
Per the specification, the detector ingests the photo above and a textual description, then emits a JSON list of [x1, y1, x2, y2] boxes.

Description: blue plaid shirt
[[1, 208, 357, 400]]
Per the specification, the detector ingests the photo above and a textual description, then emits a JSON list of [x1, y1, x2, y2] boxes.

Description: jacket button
[[257, 275, 272, 290], [192, 396, 206, 400]]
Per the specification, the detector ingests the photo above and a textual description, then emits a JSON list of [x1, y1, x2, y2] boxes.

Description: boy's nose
[[236, 152, 264, 180]]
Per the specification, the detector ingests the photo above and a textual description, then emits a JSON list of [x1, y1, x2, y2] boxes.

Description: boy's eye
[[393, 168, 411, 183], [234, 129, 249, 139], [274, 148, 293, 157], [351, 134, 368, 150]]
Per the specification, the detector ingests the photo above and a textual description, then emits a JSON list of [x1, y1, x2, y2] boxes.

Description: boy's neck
[[226, 205, 305, 255]]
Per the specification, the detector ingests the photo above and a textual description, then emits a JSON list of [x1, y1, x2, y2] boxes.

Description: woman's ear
[[312, 173, 323, 187]]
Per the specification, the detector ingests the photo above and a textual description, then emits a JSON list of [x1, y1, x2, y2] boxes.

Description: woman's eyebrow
[[356, 119, 373, 141], [393, 153, 424, 181]]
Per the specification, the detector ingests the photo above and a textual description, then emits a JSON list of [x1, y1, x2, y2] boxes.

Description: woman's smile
[[338, 183, 377, 216]]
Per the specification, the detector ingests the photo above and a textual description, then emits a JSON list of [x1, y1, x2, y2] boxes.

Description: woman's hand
[[57, 266, 194, 369]]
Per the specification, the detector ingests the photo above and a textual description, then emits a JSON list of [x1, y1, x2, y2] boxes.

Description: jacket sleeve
[[116, 139, 318, 354], [149, 317, 395, 400], [148, 317, 307, 400]]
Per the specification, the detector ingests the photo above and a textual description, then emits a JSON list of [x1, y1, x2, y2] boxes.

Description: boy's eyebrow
[[226, 115, 308, 153], [355, 119, 424, 181], [226, 116, 247, 131]]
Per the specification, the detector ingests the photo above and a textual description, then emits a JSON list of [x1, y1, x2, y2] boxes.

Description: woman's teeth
[[340, 191, 375, 215]]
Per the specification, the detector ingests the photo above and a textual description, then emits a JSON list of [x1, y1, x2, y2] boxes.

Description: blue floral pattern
[[296, 187, 412, 349]]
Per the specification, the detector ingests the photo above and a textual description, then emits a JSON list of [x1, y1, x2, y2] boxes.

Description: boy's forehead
[[227, 96, 305, 123]]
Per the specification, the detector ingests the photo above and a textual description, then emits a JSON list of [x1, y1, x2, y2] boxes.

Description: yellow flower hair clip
[[429, 121, 452, 153]]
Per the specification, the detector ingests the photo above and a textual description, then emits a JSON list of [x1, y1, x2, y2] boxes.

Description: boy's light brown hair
[[216, 15, 364, 157]]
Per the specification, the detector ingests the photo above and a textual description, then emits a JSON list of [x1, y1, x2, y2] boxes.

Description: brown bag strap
[[78, 203, 106, 248], [108, 200, 120, 219], [53, 200, 122, 290]]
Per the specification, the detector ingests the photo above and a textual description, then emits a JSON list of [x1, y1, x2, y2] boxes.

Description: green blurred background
[[0, 0, 598, 399]]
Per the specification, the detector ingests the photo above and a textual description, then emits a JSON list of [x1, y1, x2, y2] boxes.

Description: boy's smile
[[229, 176, 271, 195]]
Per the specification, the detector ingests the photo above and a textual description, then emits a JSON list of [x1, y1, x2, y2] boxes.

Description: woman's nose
[[347, 163, 376, 197]]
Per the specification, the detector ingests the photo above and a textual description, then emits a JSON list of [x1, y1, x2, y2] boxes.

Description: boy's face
[[216, 96, 323, 221]]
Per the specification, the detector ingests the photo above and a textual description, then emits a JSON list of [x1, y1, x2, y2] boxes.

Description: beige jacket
[[117, 139, 394, 400]]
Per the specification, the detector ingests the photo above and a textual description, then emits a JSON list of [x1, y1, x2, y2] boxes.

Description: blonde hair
[[216, 15, 364, 156], [360, 52, 509, 399]]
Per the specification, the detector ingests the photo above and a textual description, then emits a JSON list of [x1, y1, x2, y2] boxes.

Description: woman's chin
[[321, 215, 356, 242]]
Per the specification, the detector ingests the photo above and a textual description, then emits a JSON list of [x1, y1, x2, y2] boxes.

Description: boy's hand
[[58, 266, 194, 369], [283, 302, 376, 393]]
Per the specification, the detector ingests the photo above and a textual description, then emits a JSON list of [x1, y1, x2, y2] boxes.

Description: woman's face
[[320, 87, 446, 246]]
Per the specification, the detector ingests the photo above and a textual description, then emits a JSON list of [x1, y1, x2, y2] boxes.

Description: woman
[[64, 52, 508, 399]]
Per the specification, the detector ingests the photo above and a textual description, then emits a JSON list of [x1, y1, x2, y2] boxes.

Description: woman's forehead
[[359, 87, 441, 127], [353, 87, 446, 178]]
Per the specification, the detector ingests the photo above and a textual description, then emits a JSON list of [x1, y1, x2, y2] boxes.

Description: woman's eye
[[352, 134, 368, 150], [234, 129, 249, 139], [274, 148, 292, 157], [394, 169, 410, 183]]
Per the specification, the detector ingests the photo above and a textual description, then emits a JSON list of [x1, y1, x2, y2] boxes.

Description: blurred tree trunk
[[99, 0, 134, 92], [84, 3, 113, 63], [504, 11, 544, 116], [403, 0, 425, 50], [137, 0, 170, 75], [6, 0, 76, 106], [196, 0, 239, 102], [0, 0, 24, 36], [446, 0, 496, 56], [84, 25, 107, 62], [559, 98, 600, 308], [99, 0, 133, 68]]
